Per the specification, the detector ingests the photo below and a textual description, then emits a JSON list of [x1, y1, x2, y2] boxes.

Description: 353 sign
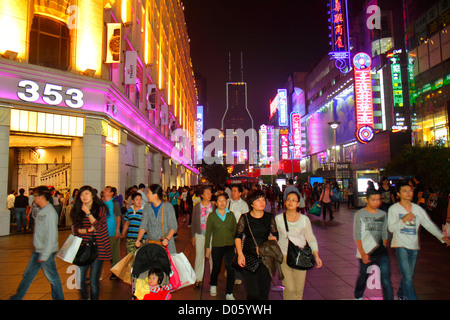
[[17, 80, 84, 109]]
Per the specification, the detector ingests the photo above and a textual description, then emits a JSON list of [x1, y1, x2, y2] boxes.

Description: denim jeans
[[354, 253, 394, 300], [10, 251, 64, 300], [15, 208, 27, 231], [395, 247, 418, 300], [78, 259, 104, 300]]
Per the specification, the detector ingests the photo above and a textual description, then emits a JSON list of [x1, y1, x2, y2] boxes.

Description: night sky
[[182, 0, 330, 131]]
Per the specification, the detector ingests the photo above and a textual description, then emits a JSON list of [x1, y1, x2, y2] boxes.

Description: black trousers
[[210, 245, 235, 294], [322, 202, 334, 220], [243, 263, 271, 300]]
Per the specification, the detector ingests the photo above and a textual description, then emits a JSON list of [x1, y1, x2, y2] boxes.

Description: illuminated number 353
[[17, 80, 84, 109]]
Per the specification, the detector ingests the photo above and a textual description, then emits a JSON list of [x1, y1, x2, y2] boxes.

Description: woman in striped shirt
[[71, 185, 112, 300]]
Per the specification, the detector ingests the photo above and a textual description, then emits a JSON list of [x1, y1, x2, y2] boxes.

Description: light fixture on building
[[328, 121, 341, 182], [83, 68, 96, 76], [3, 50, 18, 60]]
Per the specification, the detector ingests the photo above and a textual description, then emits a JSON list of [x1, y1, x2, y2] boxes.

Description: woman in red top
[[71, 185, 112, 300]]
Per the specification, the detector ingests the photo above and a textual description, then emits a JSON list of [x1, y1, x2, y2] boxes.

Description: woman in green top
[[205, 193, 237, 300]]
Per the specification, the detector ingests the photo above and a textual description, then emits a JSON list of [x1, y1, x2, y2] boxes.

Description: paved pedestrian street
[[1, 204, 450, 301]]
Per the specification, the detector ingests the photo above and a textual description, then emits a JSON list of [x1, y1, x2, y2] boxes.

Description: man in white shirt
[[388, 181, 450, 300], [137, 183, 149, 206], [227, 185, 249, 223]]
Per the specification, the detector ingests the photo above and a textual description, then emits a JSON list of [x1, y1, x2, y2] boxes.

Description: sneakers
[[226, 294, 235, 300], [210, 286, 217, 296]]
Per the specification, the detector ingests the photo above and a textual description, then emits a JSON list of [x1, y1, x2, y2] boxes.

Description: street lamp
[[328, 121, 341, 183]]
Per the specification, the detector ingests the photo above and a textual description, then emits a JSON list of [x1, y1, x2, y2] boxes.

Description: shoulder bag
[[73, 234, 98, 266], [232, 213, 261, 273], [283, 213, 315, 270]]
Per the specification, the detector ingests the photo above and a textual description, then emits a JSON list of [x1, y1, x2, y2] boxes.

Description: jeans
[[15, 208, 27, 231], [395, 247, 418, 300], [78, 259, 104, 300], [10, 251, 64, 300], [354, 254, 393, 300]]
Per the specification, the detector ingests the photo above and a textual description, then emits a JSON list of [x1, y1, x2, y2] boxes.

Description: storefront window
[[29, 15, 70, 71]]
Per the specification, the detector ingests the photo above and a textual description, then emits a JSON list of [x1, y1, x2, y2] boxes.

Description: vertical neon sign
[[278, 89, 288, 127], [291, 112, 302, 159], [196, 106, 204, 161], [389, 53, 408, 131], [259, 125, 268, 162], [328, 0, 351, 73], [280, 129, 289, 160], [353, 53, 375, 144]]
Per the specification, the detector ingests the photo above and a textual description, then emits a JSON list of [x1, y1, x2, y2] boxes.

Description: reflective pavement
[[1, 203, 450, 300]]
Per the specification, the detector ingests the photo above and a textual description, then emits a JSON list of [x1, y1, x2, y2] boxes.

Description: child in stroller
[[131, 243, 173, 300]]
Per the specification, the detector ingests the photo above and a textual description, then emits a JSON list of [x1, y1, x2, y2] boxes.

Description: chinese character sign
[[291, 112, 302, 159], [330, 0, 347, 52], [353, 53, 375, 144], [280, 129, 289, 160], [328, 0, 351, 73], [278, 89, 288, 127]]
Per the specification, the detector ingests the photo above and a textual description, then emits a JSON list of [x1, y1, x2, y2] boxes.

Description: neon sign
[[328, 0, 351, 73], [269, 96, 278, 119], [280, 129, 289, 160], [260, 125, 268, 161], [196, 106, 204, 161], [277, 89, 288, 127], [353, 52, 374, 144], [290, 112, 302, 159], [389, 54, 408, 131]]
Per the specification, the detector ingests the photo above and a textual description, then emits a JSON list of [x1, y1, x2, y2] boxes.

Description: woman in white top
[[275, 191, 322, 300]]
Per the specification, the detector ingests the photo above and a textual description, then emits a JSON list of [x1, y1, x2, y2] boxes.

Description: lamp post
[[328, 121, 341, 183]]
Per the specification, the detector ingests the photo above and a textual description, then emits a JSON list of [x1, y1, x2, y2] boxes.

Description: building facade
[[268, 0, 416, 206], [0, 0, 199, 235]]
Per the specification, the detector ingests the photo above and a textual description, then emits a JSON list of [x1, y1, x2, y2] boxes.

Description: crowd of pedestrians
[[6, 175, 450, 301]]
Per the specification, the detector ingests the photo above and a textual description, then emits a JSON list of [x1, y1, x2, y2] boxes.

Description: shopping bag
[[111, 253, 135, 284], [309, 201, 322, 216], [165, 247, 181, 290], [170, 252, 196, 290], [57, 234, 82, 263]]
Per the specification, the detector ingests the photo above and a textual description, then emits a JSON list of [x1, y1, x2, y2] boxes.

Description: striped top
[[124, 206, 146, 239], [73, 206, 112, 261]]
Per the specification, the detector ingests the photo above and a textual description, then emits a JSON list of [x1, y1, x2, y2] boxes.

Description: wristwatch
[[108, 28, 121, 61]]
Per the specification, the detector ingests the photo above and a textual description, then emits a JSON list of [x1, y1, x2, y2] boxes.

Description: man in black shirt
[[14, 188, 29, 232]]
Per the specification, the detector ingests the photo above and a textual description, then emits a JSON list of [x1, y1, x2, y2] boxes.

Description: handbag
[[73, 235, 98, 266], [111, 253, 135, 284], [57, 234, 82, 263], [283, 213, 315, 270], [309, 201, 321, 216], [232, 213, 261, 273]]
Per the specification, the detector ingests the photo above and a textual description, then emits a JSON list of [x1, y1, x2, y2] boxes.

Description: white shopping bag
[[170, 252, 196, 290], [57, 234, 82, 263]]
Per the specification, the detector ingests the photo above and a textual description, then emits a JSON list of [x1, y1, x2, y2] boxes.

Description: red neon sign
[[291, 112, 302, 159], [330, 0, 346, 52], [353, 52, 375, 143], [280, 129, 289, 160]]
